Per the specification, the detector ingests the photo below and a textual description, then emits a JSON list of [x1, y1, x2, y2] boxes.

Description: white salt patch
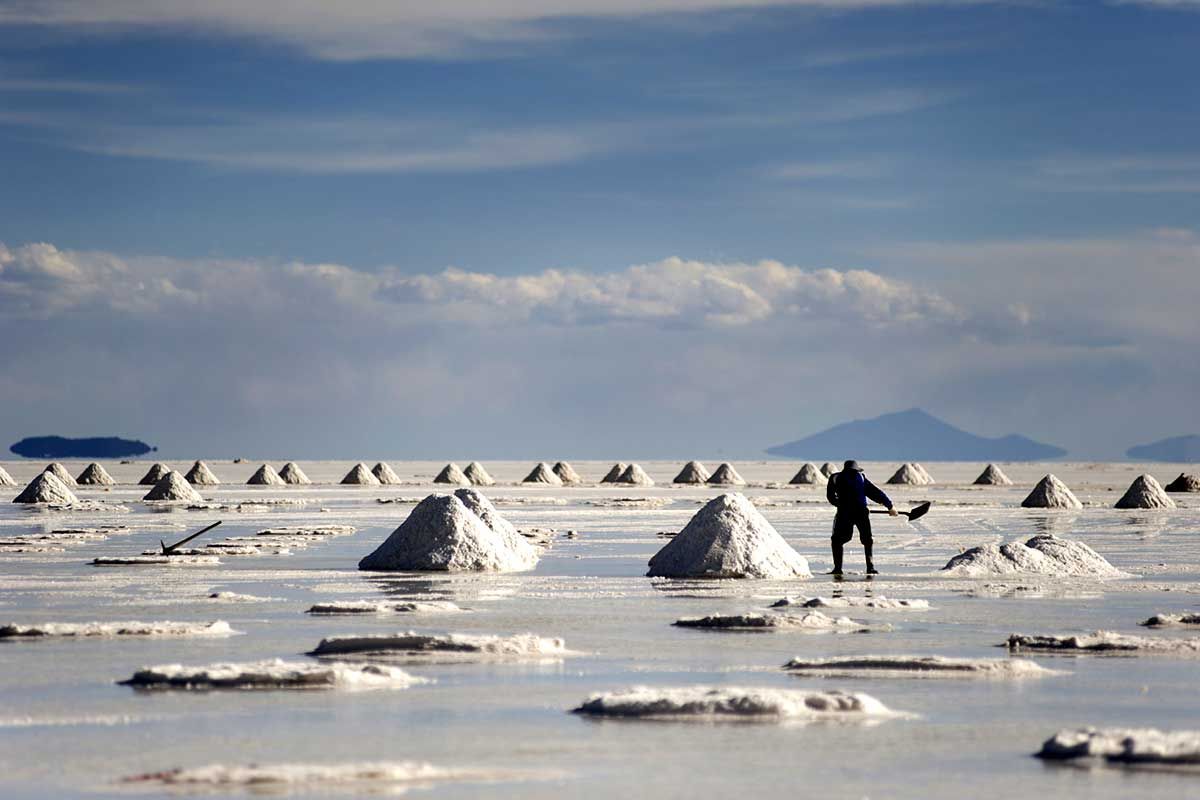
[[789, 463, 826, 485], [1142, 613, 1200, 627], [122, 761, 545, 790], [572, 686, 898, 721], [0, 620, 235, 639], [707, 463, 746, 486], [673, 460, 710, 484], [1022, 474, 1082, 509], [553, 461, 582, 484], [307, 600, 465, 614], [247, 463, 286, 486], [1007, 631, 1200, 654], [278, 461, 312, 485], [600, 463, 627, 483], [434, 462, 469, 484], [138, 463, 171, 485], [0, 466, 15, 487], [771, 595, 930, 611], [941, 535, 1125, 578], [887, 463, 933, 485], [44, 462, 77, 486], [674, 611, 870, 632], [783, 655, 1057, 678], [94, 555, 221, 566], [1036, 727, 1200, 765], [341, 463, 381, 485], [184, 460, 220, 485], [522, 462, 563, 485], [76, 462, 115, 486], [120, 658, 423, 690], [13, 471, 78, 505], [647, 493, 811, 579], [143, 471, 203, 502], [973, 463, 1013, 486], [1165, 473, 1200, 493], [372, 462, 402, 485], [1115, 474, 1176, 509], [463, 461, 495, 486], [309, 631, 568, 660]]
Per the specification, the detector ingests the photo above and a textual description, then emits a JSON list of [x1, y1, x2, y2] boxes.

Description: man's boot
[[828, 541, 843, 575], [864, 542, 878, 575]]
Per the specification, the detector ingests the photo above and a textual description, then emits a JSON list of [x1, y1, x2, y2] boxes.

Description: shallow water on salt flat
[[1, 459, 1200, 798]]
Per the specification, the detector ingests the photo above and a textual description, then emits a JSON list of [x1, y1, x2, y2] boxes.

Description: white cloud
[[1030, 154, 1200, 194]]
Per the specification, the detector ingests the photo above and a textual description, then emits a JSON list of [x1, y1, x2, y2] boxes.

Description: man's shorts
[[832, 509, 873, 546]]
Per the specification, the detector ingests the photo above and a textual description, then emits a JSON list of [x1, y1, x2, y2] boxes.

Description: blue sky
[[0, 1, 1197, 459]]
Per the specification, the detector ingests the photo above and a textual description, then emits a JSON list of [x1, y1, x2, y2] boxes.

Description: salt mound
[[76, 463, 115, 486], [358, 492, 538, 572], [0, 620, 234, 639], [307, 600, 464, 615], [973, 464, 1013, 485], [463, 462, 494, 486], [308, 631, 567, 659], [941, 534, 1124, 577], [1007, 631, 1200, 654], [13, 472, 78, 505], [247, 464, 286, 486], [1142, 613, 1200, 627], [674, 611, 865, 631], [887, 463, 933, 485], [277, 462, 311, 485], [522, 462, 563, 485], [1021, 474, 1082, 509], [784, 655, 1056, 678], [647, 493, 810, 579], [572, 686, 896, 721], [673, 461, 711, 484], [1115, 474, 1176, 509], [600, 463, 627, 483], [373, 462, 401, 485], [451, 487, 535, 557], [707, 463, 746, 486], [1037, 727, 1200, 765], [1165, 473, 1200, 493], [552, 461, 581, 484], [341, 463, 381, 485], [138, 463, 171, 485], [0, 466, 14, 487], [771, 595, 929, 611], [44, 462, 76, 486], [789, 463, 826, 485], [820, 462, 836, 478], [184, 460, 220, 485], [616, 463, 654, 486], [143, 471, 202, 502], [433, 463, 469, 485], [120, 659, 422, 690], [122, 761, 528, 790]]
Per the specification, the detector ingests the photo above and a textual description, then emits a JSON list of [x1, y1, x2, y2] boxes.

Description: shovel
[[870, 501, 931, 522], [160, 521, 223, 555]]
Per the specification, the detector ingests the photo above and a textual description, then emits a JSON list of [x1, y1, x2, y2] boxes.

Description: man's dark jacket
[[826, 470, 892, 512]]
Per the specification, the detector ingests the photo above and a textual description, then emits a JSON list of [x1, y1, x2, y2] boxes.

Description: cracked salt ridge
[[583, 497, 673, 508], [308, 632, 571, 660], [770, 596, 930, 611], [93, 555, 221, 566], [1006, 631, 1200, 654], [122, 761, 556, 790], [1036, 727, 1200, 767], [1142, 613, 1200, 627], [673, 611, 879, 633], [0, 713, 170, 729], [143, 546, 290, 557], [120, 659, 425, 691], [207, 591, 280, 603], [783, 655, 1061, 678], [307, 600, 465, 615], [572, 686, 903, 721], [0, 620, 236, 639], [257, 525, 355, 536]]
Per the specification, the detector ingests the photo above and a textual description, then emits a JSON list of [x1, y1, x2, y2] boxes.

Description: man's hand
[[888, 507, 898, 517]]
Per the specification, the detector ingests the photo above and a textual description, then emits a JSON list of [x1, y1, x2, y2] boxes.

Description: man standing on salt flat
[[826, 460, 896, 576]]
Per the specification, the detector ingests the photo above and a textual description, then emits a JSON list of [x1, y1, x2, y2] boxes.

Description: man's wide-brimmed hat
[[843, 460, 863, 472]]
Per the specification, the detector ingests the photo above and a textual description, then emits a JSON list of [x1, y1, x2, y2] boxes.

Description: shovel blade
[[905, 501, 932, 522]]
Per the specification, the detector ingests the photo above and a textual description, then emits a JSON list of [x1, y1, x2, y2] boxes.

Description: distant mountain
[[765, 409, 1067, 461], [10, 436, 155, 459], [1126, 435, 1200, 462]]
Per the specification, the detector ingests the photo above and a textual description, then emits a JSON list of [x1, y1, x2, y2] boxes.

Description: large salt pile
[[452, 487, 538, 560], [820, 462, 836, 478], [887, 463, 933, 485], [120, 659, 423, 691], [463, 462, 494, 486], [309, 631, 566, 659], [572, 686, 898, 721], [341, 463, 381, 485], [1165, 473, 1200, 493], [973, 464, 1013, 485], [0, 466, 15, 487], [522, 462, 563, 485], [599, 463, 626, 483], [138, 463, 171, 485], [1114, 474, 1176, 509], [941, 534, 1124, 577], [184, 461, 220, 485], [44, 462, 76, 486], [1036, 727, 1200, 766], [783, 655, 1057, 678], [616, 463, 654, 486], [278, 462, 311, 485], [1021, 474, 1082, 509], [647, 493, 811, 579], [247, 464, 286, 486], [358, 491, 538, 572], [552, 461, 581, 484], [673, 461, 711, 484], [143, 471, 203, 502], [13, 472, 78, 505], [707, 463, 746, 486], [789, 463, 827, 485], [76, 463, 115, 486], [433, 463, 469, 485], [373, 462, 401, 485]]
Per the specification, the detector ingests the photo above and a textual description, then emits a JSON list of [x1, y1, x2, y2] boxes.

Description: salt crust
[[1021, 474, 1082, 509], [257, 525, 355, 537], [308, 631, 567, 659], [941, 535, 1124, 578], [341, 463, 381, 485], [673, 461, 710, 484], [372, 462, 402, 485], [120, 659, 423, 690], [1007, 631, 1200, 653], [1114, 474, 1176, 509], [247, 464, 286, 486], [463, 462, 495, 486], [307, 600, 464, 614], [208, 591, 278, 602], [572, 686, 897, 720], [973, 464, 1013, 486], [674, 611, 867, 631], [522, 462, 563, 485], [600, 463, 627, 483], [94, 555, 221, 566], [782, 655, 1057, 677], [122, 761, 538, 788], [13, 471, 79, 505], [553, 461, 582, 484], [434, 463, 469, 485], [143, 471, 202, 502], [1141, 613, 1200, 627], [76, 463, 115, 486], [1036, 727, 1200, 765], [789, 463, 826, 485], [0, 620, 235, 638], [616, 463, 654, 486], [771, 595, 930, 611], [138, 463, 171, 485], [278, 462, 312, 485], [184, 460, 220, 485]]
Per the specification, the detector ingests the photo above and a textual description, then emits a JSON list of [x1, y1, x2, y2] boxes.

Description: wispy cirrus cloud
[[1030, 154, 1200, 194]]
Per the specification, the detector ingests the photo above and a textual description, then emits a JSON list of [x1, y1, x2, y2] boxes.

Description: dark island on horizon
[[10, 436, 156, 460], [1126, 435, 1200, 463]]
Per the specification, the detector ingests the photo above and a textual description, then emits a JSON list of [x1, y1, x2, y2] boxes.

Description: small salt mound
[[341, 463, 381, 485], [184, 460, 220, 485], [600, 463, 627, 483], [1142, 613, 1200, 627], [941, 535, 1123, 578], [673, 461, 711, 484], [789, 463, 826, 485], [1165, 473, 1200, 493], [143, 471, 202, 502], [1036, 727, 1200, 765], [463, 461, 494, 486], [0, 466, 15, 487], [138, 463, 171, 485], [771, 596, 930, 611], [616, 463, 654, 486], [307, 600, 464, 615], [973, 464, 1013, 486], [433, 463, 469, 485], [358, 492, 537, 572], [522, 462, 563, 485], [0, 620, 234, 639], [887, 463, 933, 485], [1021, 474, 1082, 509], [572, 686, 896, 721], [122, 761, 527, 790], [120, 659, 423, 690], [76, 463, 115, 486], [13, 472, 79, 505], [783, 655, 1057, 678], [94, 555, 221, 566], [44, 462, 76, 486], [373, 462, 401, 485], [1007, 631, 1200, 654], [552, 461, 581, 484], [820, 462, 836, 478], [247, 464, 286, 486], [707, 463, 746, 486], [278, 462, 311, 485], [308, 631, 567, 659], [1115, 474, 1176, 509], [674, 611, 866, 631], [647, 493, 810, 579]]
